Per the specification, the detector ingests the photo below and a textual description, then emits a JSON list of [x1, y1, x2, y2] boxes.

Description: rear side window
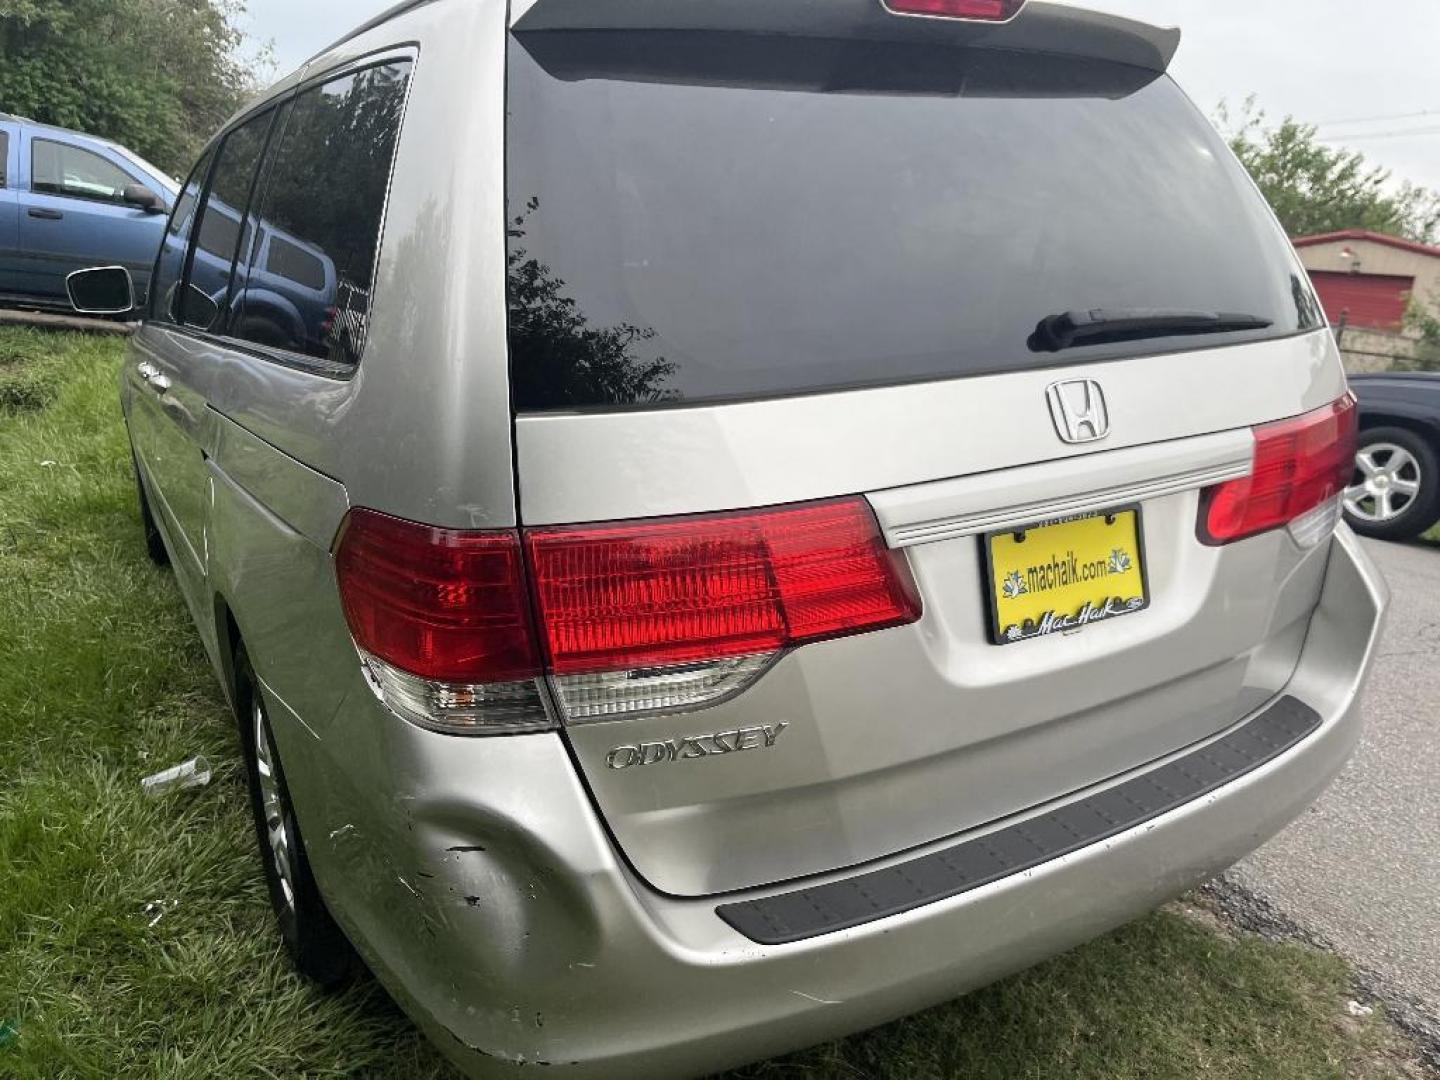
[[32, 139, 136, 204], [0, 130, 8, 188], [229, 59, 413, 369], [184, 109, 275, 329], [506, 33, 1324, 412], [150, 148, 214, 323]]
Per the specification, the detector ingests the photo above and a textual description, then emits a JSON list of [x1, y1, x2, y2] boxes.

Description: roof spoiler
[[509, 0, 1181, 74]]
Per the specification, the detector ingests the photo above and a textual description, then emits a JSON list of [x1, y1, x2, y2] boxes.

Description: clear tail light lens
[[333, 497, 921, 732], [1199, 395, 1358, 547]]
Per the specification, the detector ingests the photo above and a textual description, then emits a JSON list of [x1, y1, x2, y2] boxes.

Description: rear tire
[[133, 454, 169, 567], [1342, 426, 1440, 541], [235, 646, 355, 988]]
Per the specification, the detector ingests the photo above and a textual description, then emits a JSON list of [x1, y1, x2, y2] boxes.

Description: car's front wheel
[[235, 645, 355, 987], [1342, 425, 1440, 541]]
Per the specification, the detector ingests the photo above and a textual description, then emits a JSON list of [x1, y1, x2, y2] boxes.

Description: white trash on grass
[[140, 756, 212, 797]]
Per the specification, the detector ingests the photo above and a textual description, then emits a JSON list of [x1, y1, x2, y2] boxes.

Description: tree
[[506, 198, 679, 408], [1398, 292, 1440, 372], [0, 0, 269, 176], [1219, 97, 1440, 246]]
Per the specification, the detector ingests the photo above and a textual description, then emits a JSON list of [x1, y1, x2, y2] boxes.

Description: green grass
[[0, 326, 93, 413], [0, 328, 1421, 1079]]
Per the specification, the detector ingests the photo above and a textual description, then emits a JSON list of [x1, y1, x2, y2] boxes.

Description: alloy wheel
[[1344, 442, 1423, 524], [253, 696, 297, 915]]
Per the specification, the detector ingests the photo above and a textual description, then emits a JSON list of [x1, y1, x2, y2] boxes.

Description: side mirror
[[66, 266, 136, 315], [122, 184, 164, 214], [179, 283, 221, 331]]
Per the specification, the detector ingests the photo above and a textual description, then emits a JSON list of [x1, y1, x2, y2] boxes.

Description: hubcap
[[1344, 442, 1423, 524], [253, 697, 297, 914]]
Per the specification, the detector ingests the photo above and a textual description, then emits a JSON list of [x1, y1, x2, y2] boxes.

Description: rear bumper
[[303, 528, 1386, 1079]]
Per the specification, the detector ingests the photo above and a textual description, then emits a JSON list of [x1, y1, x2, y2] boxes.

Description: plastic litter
[[140, 756, 212, 797], [1346, 1000, 1374, 1018], [143, 899, 178, 929]]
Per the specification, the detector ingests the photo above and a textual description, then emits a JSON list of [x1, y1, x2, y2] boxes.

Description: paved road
[[1227, 537, 1440, 1048]]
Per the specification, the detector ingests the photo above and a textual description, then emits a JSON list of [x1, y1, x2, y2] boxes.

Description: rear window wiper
[[1029, 308, 1274, 352]]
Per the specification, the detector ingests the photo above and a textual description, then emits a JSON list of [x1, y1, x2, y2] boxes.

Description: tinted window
[[32, 139, 136, 203], [197, 207, 243, 261], [267, 236, 326, 290], [229, 60, 412, 368], [507, 33, 1323, 412], [150, 148, 214, 324], [187, 109, 275, 328], [0, 130, 8, 188]]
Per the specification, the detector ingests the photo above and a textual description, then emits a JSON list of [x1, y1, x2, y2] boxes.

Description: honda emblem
[[1046, 379, 1110, 444]]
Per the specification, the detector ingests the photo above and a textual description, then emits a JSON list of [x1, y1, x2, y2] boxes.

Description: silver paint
[[515, 332, 1343, 526]]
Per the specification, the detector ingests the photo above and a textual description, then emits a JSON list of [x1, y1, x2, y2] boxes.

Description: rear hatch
[[504, 3, 1347, 897]]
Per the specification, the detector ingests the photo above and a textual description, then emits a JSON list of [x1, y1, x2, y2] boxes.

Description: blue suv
[[0, 113, 177, 310]]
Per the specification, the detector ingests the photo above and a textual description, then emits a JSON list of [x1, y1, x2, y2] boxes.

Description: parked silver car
[[69, 0, 1389, 1075]]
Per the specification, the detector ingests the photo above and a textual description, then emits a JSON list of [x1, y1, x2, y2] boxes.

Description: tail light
[[527, 499, 921, 721], [1199, 395, 1358, 548], [333, 510, 547, 733], [334, 498, 921, 734], [882, 0, 1027, 21]]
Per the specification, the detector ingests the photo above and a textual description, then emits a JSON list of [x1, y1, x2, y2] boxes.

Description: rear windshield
[[506, 32, 1322, 413]]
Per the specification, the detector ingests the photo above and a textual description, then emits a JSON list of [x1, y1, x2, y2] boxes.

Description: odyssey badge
[[606, 722, 790, 770]]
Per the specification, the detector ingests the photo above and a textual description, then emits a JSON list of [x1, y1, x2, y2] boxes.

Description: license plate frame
[[980, 505, 1150, 646]]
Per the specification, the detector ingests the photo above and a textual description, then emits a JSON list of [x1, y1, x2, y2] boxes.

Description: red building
[[1293, 230, 1440, 331]]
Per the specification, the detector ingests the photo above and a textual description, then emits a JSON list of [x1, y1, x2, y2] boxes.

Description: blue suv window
[[266, 236, 326, 292], [228, 59, 413, 370], [32, 139, 135, 204]]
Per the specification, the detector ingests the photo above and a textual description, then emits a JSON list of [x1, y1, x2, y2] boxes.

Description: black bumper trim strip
[[716, 695, 1321, 945]]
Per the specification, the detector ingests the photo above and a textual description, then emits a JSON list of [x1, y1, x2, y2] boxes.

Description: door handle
[[136, 361, 159, 381], [27, 208, 63, 221]]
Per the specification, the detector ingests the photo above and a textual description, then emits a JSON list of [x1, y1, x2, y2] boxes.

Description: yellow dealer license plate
[[984, 508, 1149, 645]]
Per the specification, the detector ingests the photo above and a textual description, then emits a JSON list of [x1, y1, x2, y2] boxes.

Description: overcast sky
[[241, 0, 1440, 190]]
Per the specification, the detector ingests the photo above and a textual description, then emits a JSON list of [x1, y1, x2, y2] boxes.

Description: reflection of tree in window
[[244, 62, 412, 367], [1290, 274, 1324, 330], [507, 198, 678, 408]]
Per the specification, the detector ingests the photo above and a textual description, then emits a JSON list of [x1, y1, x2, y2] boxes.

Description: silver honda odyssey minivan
[[69, 0, 1389, 1075]]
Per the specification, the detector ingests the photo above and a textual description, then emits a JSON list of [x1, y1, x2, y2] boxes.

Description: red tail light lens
[[883, 0, 1026, 20], [1199, 395, 1358, 546], [334, 498, 920, 727], [334, 509, 541, 683], [526, 498, 922, 677]]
